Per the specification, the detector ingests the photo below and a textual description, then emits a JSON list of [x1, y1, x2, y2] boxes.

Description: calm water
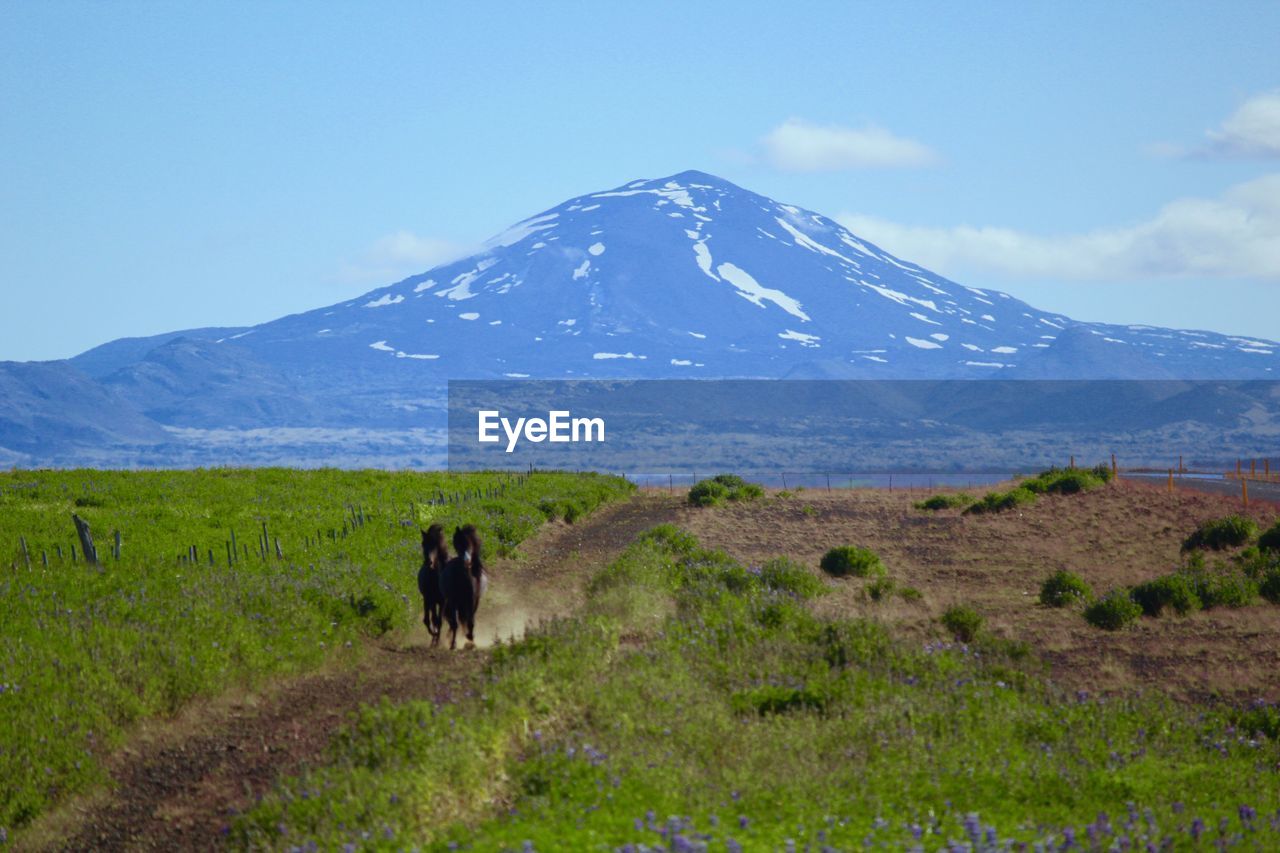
[[629, 472, 1020, 491]]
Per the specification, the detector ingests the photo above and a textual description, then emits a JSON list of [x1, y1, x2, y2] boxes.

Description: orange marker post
[[1243, 478, 1249, 508], [1168, 469, 1174, 493]]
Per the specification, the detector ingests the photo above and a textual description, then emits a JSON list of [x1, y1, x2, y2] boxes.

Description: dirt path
[[25, 494, 679, 852]]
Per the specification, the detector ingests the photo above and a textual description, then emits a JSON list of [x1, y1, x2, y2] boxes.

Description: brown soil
[[680, 477, 1280, 704], [21, 494, 680, 852]]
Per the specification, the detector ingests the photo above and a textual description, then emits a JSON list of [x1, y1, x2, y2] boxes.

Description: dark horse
[[439, 524, 487, 649], [417, 524, 449, 646]]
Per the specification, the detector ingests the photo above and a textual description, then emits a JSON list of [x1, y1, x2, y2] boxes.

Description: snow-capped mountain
[[210, 169, 1276, 384], [4, 169, 1277, 465]]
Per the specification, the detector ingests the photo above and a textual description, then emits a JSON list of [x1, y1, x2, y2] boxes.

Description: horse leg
[[445, 607, 458, 650]]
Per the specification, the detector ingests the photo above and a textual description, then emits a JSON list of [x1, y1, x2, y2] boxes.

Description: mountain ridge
[[3, 169, 1277, 465]]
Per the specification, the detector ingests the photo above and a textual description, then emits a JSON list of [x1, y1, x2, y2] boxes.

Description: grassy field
[[0, 468, 634, 833], [230, 522, 1280, 850]]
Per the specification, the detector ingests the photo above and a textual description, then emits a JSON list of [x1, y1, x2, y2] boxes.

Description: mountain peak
[[218, 171, 1275, 383]]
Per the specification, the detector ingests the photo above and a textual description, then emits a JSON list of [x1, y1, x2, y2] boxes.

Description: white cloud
[[338, 230, 472, 284], [762, 118, 938, 172], [836, 173, 1280, 281], [1200, 90, 1280, 159]]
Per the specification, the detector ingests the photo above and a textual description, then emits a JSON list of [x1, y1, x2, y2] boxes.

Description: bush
[[1130, 575, 1201, 617], [1038, 570, 1093, 608], [1182, 515, 1259, 552], [964, 487, 1037, 516], [1084, 590, 1142, 630], [688, 475, 764, 506], [940, 605, 983, 642], [759, 557, 826, 599], [1183, 569, 1257, 609], [1259, 521, 1280, 553], [1258, 569, 1280, 605], [819, 545, 885, 579], [1025, 468, 1106, 496], [914, 493, 974, 511], [687, 479, 729, 507]]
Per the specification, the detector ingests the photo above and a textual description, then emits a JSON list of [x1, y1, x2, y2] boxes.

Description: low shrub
[[1259, 521, 1280, 553], [940, 604, 983, 642], [1235, 546, 1279, 579], [687, 474, 764, 506], [1259, 569, 1280, 605], [1038, 570, 1093, 608], [1025, 467, 1106, 496], [1084, 590, 1142, 630], [914, 493, 974, 511], [964, 487, 1037, 516], [687, 479, 729, 507], [1181, 515, 1259, 552], [1183, 569, 1258, 609], [819, 545, 885, 579], [1130, 575, 1201, 617]]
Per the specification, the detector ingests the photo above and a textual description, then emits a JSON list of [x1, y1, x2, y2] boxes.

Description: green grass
[[232, 527, 1280, 850], [0, 468, 633, 833]]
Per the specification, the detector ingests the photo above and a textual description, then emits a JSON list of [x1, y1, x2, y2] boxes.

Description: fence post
[[1243, 478, 1249, 508], [1111, 453, 1117, 479], [18, 536, 30, 569], [1168, 469, 1173, 493], [71, 514, 99, 565], [1069, 455, 1075, 469]]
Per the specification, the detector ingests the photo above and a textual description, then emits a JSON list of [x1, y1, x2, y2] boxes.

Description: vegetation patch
[[965, 466, 1110, 516], [1084, 589, 1143, 630], [1181, 515, 1259, 552], [819, 545, 885, 578], [963, 486, 1037, 515], [1038, 570, 1093, 608], [913, 492, 974, 511], [1130, 574, 1201, 617], [940, 604, 983, 642], [687, 474, 765, 507], [1258, 520, 1280, 553]]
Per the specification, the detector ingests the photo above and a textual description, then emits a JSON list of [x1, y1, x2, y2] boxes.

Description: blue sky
[[2, 1, 1278, 361]]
